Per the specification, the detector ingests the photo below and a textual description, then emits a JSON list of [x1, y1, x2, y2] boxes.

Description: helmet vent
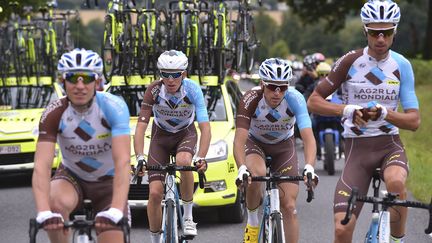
[[76, 53, 82, 66], [277, 67, 282, 79], [380, 6, 384, 19]]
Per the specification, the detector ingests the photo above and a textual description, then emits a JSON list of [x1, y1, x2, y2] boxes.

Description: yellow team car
[[0, 77, 63, 173], [106, 74, 245, 223]]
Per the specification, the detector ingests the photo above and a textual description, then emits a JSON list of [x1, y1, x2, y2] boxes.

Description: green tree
[[283, 0, 432, 60], [268, 40, 290, 58]]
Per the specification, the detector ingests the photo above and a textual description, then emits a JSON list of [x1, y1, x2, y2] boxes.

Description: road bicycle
[[135, 154, 206, 243], [238, 156, 315, 243], [341, 169, 432, 243], [29, 199, 130, 243]]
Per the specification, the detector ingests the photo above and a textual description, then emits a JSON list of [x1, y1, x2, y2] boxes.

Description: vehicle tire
[[271, 213, 283, 243], [165, 200, 176, 243], [218, 189, 245, 223], [324, 133, 335, 175]]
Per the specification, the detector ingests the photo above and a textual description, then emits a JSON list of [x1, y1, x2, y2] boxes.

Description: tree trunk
[[423, 0, 432, 59]]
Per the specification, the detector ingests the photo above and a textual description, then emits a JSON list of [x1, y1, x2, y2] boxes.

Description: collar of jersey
[[364, 46, 391, 63], [159, 81, 187, 101]]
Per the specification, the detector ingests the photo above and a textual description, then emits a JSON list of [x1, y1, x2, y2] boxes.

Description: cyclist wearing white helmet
[[234, 58, 318, 243], [308, 1, 419, 242], [32, 48, 131, 242], [134, 50, 210, 243]]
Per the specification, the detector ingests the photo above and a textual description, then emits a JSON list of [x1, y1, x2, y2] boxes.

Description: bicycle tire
[[271, 213, 284, 243], [244, 14, 257, 74], [215, 14, 225, 82], [165, 199, 176, 243], [136, 14, 151, 77], [324, 133, 335, 175], [101, 15, 116, 82], [234, 18, 244, 72]]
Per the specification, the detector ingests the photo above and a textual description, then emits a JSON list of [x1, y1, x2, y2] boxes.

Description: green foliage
[[410, 59, 432, 86], [0, 0, 46, 22], [268, 40, 289, 58], [401, 81, 432, 202], [70, 19, 104, 52]]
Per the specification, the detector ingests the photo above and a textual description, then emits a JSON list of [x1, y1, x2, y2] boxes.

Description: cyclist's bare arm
[[233, 127, 248, 168], [134, 121, 148, 157], [385, 108, 420, 131], [197, 121, 211, 158], [32, 141, 56, 212], [308, 83, 344, 117], [299, 127, 316, 168], [111, 134, 131, 210]]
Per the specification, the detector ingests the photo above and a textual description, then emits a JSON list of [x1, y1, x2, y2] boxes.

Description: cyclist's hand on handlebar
[[36, 210, 64, 230], [343, 105, 366, 127], [135, 154, 147, 175], [194, 157, 207, 173], [95, 207, 123, 233], [303, 164, 319, 187], [236, 165, 251, 186]]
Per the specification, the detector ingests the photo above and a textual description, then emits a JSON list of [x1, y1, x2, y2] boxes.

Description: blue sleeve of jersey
[[286, 88, 312, 130], [184, 79, 209, 123], [97, 93, 131, 137], [392, 52, 419, 110]]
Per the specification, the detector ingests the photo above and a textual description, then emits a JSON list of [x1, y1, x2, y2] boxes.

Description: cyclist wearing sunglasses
[[134, 50, 210, 243], [308, 1, 420, 243], [234, 58, 318, 243], [32, 48, 131, 243]]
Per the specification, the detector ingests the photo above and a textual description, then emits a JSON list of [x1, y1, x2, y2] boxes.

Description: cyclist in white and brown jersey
[[134, 50, 210, 243], [32, 49, 131, 243], [235, 58, 318, 243], [308, 1, 420, 243]]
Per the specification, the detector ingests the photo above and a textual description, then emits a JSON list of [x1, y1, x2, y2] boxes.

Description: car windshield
[[107, 85, 227, 121], [0, 86, 58, 110]]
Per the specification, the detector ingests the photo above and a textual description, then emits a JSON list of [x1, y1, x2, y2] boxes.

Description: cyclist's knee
[[149, 188, 164, 203], [280, 203, 297, 218], [334, 213, 355, 241], [176, 152, 192, 166], [385, 179, 407, 197]]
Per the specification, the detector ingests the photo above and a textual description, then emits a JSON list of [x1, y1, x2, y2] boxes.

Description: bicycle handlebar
[[29, 217, 129, 243], [341, 187, 432, 235], [146, 164, 207, 189]]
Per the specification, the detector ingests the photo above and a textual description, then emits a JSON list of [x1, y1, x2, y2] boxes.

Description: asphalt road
[[0, 80, 430, 243]]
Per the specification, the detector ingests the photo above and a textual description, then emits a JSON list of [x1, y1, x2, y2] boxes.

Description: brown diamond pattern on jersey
[[393, 70, 400, 80], [379, 125, 391, 133], [286, 107, 294, 117], [74, 127, 92, 141], [365, 72, 382, 85], [351, 127, 364, 136], [76, 161, 97, 173], [184, 96, 192, 104], [101, 118, 111, 130]]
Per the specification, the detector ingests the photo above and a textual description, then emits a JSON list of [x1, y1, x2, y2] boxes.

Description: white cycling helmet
[[360, 0, 400, 25], [157, 50, 188, 70], [57, 48, 103, 74], [258, 58, 293, 84]]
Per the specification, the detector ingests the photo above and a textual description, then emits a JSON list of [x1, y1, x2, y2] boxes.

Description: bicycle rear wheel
[[101, 16, 117, 82]]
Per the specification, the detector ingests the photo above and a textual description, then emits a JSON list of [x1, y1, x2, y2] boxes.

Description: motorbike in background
[[312, 93, 344, 175]]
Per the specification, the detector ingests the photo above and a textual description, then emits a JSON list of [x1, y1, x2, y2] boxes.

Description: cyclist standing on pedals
[[134, 50, 210, 243], [234, 58, 318, 243], [307, 1, 420, 242], [32, 48, 131, 243]]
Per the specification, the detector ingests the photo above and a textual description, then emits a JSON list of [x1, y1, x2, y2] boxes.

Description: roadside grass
[[401, 84, 432, 203]]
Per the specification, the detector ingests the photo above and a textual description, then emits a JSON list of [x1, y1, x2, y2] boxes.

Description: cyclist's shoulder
[[41, 97, 68, 120], [95, 92, 129, 119], [182, 78, 201, 90], [389, 50, 412, 68], [332, 48, 364, 71]]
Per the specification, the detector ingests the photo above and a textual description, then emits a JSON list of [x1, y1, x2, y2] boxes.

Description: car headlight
[[32, 126, 39, 136], [205, 140, 228, 162]]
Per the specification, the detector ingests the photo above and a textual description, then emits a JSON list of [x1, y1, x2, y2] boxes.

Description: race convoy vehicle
[[0, 77, 62, 173]]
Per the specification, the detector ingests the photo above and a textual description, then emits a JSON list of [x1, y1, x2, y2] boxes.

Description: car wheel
[[218, 189, 245, 223]]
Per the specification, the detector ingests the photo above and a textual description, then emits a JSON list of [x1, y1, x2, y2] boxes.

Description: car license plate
[[0, 145, 21, 154]]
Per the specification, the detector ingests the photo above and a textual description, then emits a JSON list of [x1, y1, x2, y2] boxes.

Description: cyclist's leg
[[382, 135, 409, 240], [81, 178, 129, 243], [269, 137, 300, 243], [243, 137, 266, 242], [333, 137, 377, 243], [176, 124, 198, 235], [147, 124, 175, 239], [48, 165, 81, 243]]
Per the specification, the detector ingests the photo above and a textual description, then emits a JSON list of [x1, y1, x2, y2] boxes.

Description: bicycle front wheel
[[164, 200, 177, 243], [271, 213, 284, 243]]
